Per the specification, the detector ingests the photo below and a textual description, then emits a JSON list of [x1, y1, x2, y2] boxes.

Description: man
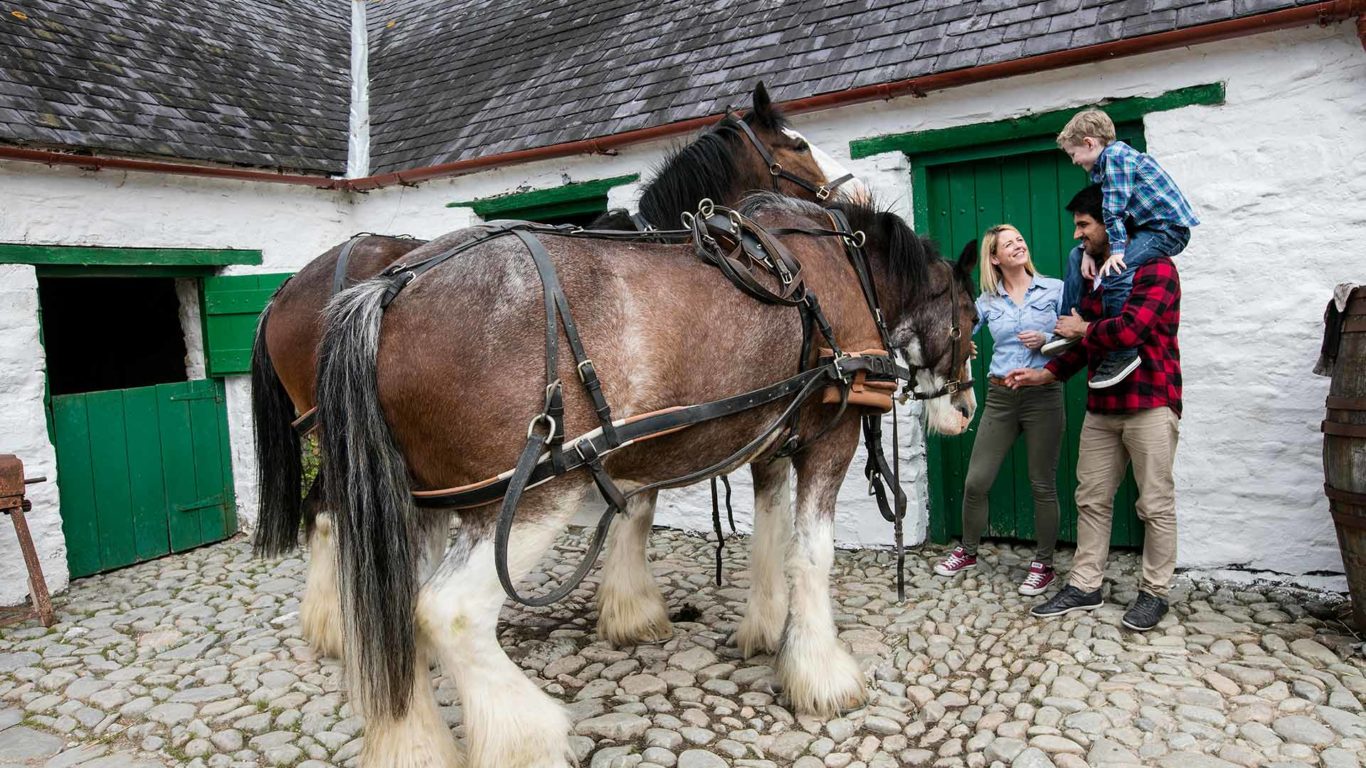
[[1005, 183, 1183, 632]]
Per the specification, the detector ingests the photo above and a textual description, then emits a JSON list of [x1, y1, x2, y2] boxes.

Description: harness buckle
[[527, 413, 557, 445], [544, 379, 562, 410], [576, 359, 596, 383], [867, 470, 881, 496], [574, 439, 599, 463], [816, 186, 831, 201]]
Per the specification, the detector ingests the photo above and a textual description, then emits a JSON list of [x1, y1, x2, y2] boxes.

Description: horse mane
[[632, 108, 792, 230], [737, 192, 939, 301]]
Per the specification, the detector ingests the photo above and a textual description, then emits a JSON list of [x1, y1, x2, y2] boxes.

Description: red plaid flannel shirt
[[1045, 257, 1182, 416]]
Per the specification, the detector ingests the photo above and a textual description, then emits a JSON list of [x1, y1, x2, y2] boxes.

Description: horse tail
[[251, 302, 304, 558], [315, 278, 418, 721]]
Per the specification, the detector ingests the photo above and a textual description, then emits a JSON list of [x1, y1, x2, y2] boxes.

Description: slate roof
[[0, 0, 350, 175], [364, 0, 1320, 173], [0, 0, 1327, 176]]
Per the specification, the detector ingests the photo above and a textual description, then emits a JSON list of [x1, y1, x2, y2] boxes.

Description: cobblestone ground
[[1, 528, 1364, 768]]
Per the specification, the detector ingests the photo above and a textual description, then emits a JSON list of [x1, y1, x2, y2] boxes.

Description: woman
[[934, 224, 1065, 596]]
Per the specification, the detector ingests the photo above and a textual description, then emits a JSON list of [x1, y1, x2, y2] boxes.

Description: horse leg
[[303, 495, 451, 661], [596, 490, 671, 646], [777, 422, 867, 716], [359, 640, 465, 768], [359, 512, 464, 768], [300, 471, 344, 658], [418, 489, 579, 768], [733, 456, 792, 657]]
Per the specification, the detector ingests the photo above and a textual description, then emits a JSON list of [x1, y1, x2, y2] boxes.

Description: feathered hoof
[[731, 607, 785, 658], [596, 588, 672, 648], [360, 711, 465, 768], [777, 634, 867, 717]]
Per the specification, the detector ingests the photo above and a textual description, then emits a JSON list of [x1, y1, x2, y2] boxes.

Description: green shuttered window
[[201, 273, 293, 376]]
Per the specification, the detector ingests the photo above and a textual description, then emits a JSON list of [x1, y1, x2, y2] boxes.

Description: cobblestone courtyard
[[1, 528, 1364, 768]]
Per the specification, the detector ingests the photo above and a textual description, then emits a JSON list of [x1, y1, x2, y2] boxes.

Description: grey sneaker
[[1041, 336, 1080, 356], [1089, 352, 1141, 389], [1121, 591, 1169, 631], [1030, 584, 1103, 618]]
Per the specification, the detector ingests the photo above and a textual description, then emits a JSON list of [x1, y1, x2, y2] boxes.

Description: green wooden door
[[51, 378, 236, 578], [922, 128, 1145, 548]]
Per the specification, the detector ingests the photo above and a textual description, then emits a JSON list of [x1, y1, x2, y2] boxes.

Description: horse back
[[373, 230, 816, 494]]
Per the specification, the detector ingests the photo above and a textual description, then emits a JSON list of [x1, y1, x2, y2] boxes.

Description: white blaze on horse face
[[918, 369, 969, 436], [781, 128, 872, 203]]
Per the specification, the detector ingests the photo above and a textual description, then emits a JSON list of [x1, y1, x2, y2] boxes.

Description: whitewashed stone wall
[[0, 21, 1361, 603], [0, 265, 67, 604]]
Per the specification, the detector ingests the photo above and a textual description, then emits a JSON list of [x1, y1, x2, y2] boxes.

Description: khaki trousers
[[1069, 407, 1180, 597]]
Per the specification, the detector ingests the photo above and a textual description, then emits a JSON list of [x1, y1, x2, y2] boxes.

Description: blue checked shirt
[[974, 275, 1064, 378], [1091, 141, 1199, 260]]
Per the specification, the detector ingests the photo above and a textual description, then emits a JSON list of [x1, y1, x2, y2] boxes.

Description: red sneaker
[[934, 546, 977, 577], [1019, 561, 1056, 596]]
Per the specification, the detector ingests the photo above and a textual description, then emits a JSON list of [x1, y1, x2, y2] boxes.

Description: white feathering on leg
[[777, 514, 867, 716], [735, 459, 792, 657], [300, 513, 345, 659], [597, 494, 672, 647]]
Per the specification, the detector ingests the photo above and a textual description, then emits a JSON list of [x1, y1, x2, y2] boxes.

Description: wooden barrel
[[1324, 286, 1366, 630]]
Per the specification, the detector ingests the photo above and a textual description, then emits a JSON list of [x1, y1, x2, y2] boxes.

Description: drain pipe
[[346, 0, 371, 179]]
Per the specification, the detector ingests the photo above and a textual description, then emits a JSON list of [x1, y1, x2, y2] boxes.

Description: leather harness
[[359, 198, 955, 604]]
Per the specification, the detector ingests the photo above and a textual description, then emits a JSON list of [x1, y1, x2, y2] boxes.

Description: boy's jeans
[[1061, 224, 1190, 360]]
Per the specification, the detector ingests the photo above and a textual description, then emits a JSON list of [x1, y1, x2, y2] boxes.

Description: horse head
[[823, 200, 979, 435], [637, 83, 864, 227]]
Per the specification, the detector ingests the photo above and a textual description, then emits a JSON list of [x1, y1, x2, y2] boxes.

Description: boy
[[1041, 109, 1198, 388]]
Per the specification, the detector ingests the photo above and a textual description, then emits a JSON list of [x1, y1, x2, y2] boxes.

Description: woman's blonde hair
[[979, 224, 1037, 294]]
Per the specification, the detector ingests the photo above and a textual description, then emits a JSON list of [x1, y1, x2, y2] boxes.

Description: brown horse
[[250, 84, 865, 655], [315, 194, 977, 767]]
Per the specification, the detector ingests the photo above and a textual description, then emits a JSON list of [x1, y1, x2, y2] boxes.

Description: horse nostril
[[956, 405, 970, 419]]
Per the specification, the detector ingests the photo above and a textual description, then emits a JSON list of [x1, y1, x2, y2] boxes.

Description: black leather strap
[[513, 231, 620, 449]]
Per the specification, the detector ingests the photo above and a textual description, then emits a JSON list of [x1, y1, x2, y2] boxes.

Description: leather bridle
[[902, 263, 974, 403], [720, 111, 855, 202]]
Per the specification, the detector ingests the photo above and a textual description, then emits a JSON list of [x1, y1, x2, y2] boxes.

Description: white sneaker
[[1041, 336, 1080, 356]]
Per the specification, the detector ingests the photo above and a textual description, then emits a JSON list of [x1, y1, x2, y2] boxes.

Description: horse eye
[[794, 139, 810, 152]]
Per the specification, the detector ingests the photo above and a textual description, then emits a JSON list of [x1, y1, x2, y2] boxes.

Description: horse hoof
[[596, 591, 673, 648], [731, 615, 783, 659], [777, 639, 868, 718]]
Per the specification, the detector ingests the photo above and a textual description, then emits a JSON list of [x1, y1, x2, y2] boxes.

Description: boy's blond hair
[[1057, 109, 1116, 147], [979, 224, 1037, 295]]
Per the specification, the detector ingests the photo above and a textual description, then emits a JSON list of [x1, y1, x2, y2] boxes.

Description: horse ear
[[956, 239, 979, 280], [751, 82, 775, 127]]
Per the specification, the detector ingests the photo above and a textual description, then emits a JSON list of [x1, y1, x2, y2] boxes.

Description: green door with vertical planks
[[922, 127, 1146, 548], [50, 378, 236, 578]]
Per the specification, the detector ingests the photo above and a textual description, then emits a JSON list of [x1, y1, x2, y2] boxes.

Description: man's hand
[[1005, 367, 1056, 389], [1055, 309, 1089, 339], [1098, 252, 1127, 279], [1017, 330, 1046, 350], [1080, 252, 1098, 280], [969, 340, 978, 359]]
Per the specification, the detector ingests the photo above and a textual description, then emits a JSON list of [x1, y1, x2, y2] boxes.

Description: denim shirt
[[974, 275, 1064, 377]]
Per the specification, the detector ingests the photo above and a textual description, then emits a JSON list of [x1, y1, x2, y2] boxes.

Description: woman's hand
[[1005, 367, 1057, 388], [1017, 330, 1046, 350], [969, 340, 979, 358]]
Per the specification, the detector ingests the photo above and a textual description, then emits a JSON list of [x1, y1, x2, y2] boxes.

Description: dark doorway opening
[[39, 276, 188, 396]]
